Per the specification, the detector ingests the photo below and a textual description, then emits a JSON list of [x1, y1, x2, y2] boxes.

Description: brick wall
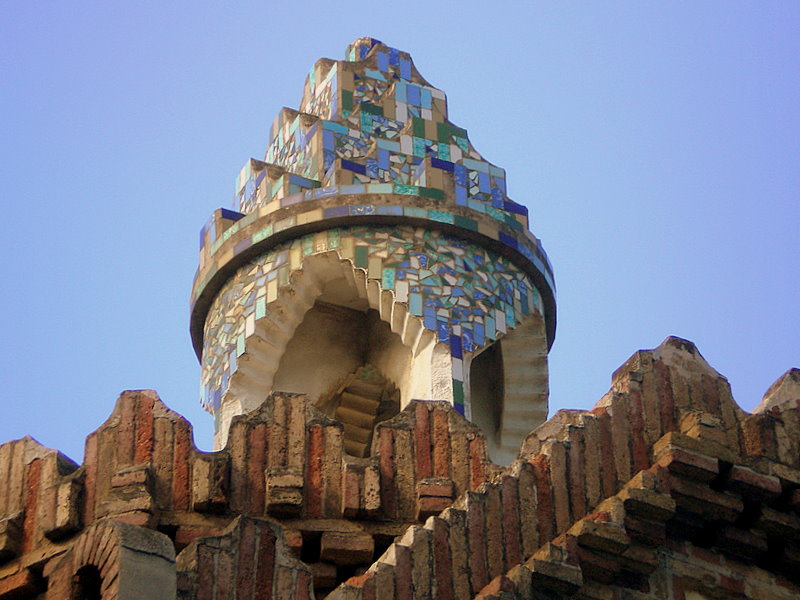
[[1, 336, 799, 599]]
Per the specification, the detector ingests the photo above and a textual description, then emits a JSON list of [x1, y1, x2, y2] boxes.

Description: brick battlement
[[1, 337, 799, 598]]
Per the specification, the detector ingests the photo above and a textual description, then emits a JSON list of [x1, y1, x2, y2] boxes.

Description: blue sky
[[1, 2, 798, 462]]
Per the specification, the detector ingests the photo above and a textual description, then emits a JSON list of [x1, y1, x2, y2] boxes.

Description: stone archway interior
[[469, 341, 505, 448], [271, 294, 407, 457]]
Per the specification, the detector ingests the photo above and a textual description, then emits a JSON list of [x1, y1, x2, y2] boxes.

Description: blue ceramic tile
[[449, 334, 463, 359], [437, 320, 450, 343]]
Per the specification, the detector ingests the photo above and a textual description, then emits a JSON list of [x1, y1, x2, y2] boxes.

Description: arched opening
[[272, 301, 406, 456], [469, 341, 504, 448], [467, 312, 550, 464], [71, 565, 102, 600]]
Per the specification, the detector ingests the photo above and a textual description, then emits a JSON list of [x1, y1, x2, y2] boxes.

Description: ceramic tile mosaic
[[200, 225, 541, 415], [229, 38, 530, 234], [195, 39, 556, 424], [195, 196, 553, 299]]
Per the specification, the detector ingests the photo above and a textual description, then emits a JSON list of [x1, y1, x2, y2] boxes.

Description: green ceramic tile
[[354, 245, 368, 268], [419, 187, 444, 200], [460, 217, 480, 231], [342, 89, 353, 111], [453, 379, 464, 403]]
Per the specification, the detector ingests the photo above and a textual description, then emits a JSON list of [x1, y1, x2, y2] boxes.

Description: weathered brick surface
[[2, 336, 800, 599], [177, 516, 309, 600]]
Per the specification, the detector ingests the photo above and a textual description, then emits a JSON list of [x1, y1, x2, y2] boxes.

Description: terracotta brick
[[215, 549, 235, 599], [320, 531, 374, 565], [306, 424, 324, 518], [363, 464, 381, 516], [172, 421, 192, 511], [531, 454, 555, 543], [405, 525, 433, 600], [525, 541, 583, 595], [152, 417, 174, 509], [414, 402, 432, 479], [269, 398, 289, 468], [295, 570, 312, 600], [716, 524, 768, 562], [624, 514, 666, 547], [450, 425, 470, 497], [255, 526, 277, 600], [655, 445, 719, 483], [727, 464, 781, 500], [417, 495, 452, 520], [431, 516, 454, 600], [393, 428, 415, 519], [442, 507, 470, 600], [618, 485, 676, 523], [322, 426, 344, 518], [481, 484, 503, 579], [311, 561, 337, 588], [610, 394, 633, 487], [570, 518, 629, 556], [394, 543, 413, 600], [668, 476, 743, 523], [0, 514, 22, 561], [117, 396, 137, 467], [234, 519, 257, 598], [274, 565, 296, 600], [373, 561, 396, 600], [654, 360, 677, 434], [741, 414, 778, 460], [576, 545, 620, 583], [580, 415, 602, 512], [546, 441, 572, 534], [465, 491, 489, 595], [638, 370, 663, 446], [0, 443, 13, 518], [500, 474, 522, 568], [468, 437, 487, 490], [517, 462, 540, 559], [361, 572, 378, 600], [619, 544, 659, 575], [597, 412, 616, 500], [134, 394, 155, 464], [342, 464, 361, 518], [22, 458, 41, 553], [719, 574, 746, 597], [197, 544, 215, 600], [568, 425, 587, 520], [0, 568, 39, 597], [111, 463, 150, 488], [627, 387, 651, 474], [266, 470, 304, 517], [44, 479, 82, 540], [432, 408, 451, 479], [418, 477, 454, 498], [287, 399, 307, 475], [247, 423, 267, 515]]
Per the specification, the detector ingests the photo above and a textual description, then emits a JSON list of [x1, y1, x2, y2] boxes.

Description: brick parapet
[[333, 435, 800, 599], [0, 389, 496, 597], [328, 337, 800, 599], [1, 336, 799, 598]]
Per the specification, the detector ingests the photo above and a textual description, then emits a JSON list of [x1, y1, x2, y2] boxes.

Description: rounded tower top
[[191, 39, 556, 461]]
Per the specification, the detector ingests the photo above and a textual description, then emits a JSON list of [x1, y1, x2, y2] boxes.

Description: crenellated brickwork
[[1, 336, 798, 599], [328, 337, 800, 600], [0, 386, 496, 598]]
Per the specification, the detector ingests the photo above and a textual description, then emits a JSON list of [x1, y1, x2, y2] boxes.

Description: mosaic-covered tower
[[190, 38, 556, 463]]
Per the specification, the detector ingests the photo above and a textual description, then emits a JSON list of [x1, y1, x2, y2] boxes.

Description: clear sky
[[1, 2, 798, 462]]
